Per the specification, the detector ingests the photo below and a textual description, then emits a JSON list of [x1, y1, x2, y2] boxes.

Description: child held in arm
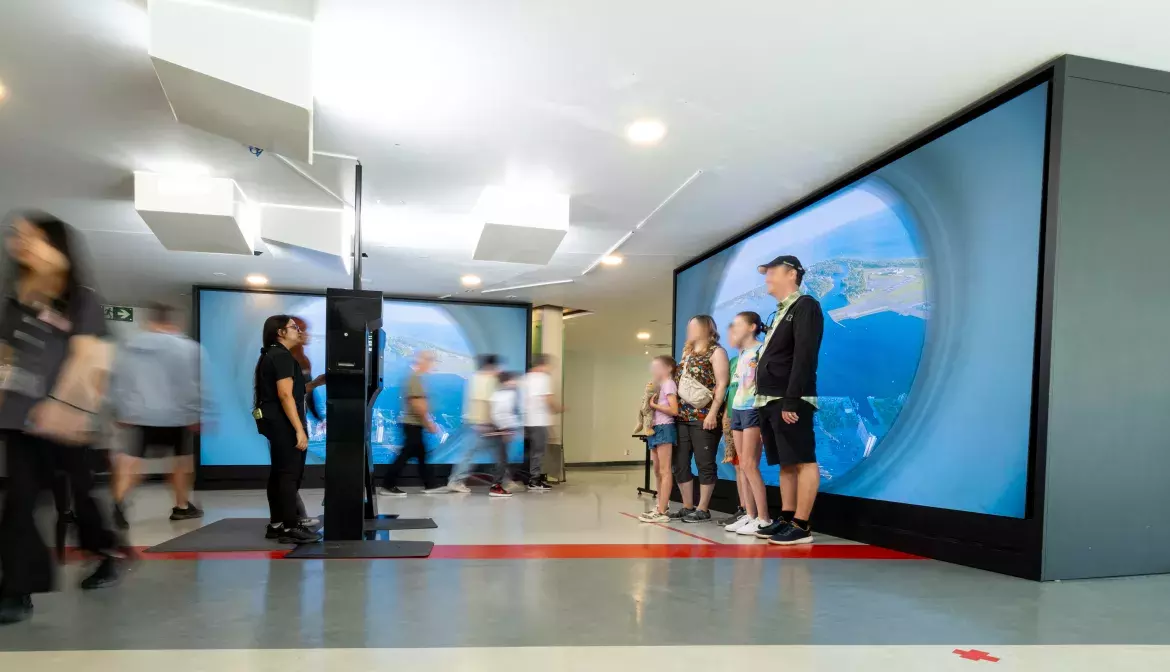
[[639, 355, 680, 522]]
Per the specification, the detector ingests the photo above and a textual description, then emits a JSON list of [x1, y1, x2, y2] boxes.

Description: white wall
[[562, 348, 664, 464]]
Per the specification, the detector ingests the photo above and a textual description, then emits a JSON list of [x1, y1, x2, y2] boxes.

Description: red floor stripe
[[617, 511, 722, 544], [111, 544, 919, 560]]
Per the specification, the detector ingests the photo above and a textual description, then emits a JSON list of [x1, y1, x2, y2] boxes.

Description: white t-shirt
[[523, 371, 553, 427]]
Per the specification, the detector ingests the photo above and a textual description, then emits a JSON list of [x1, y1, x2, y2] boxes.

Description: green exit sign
[[103, 305, 134, 322]]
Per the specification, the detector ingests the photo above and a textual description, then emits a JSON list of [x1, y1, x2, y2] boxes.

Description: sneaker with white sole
[[488, 484, 513, 498], [646, 511, 670, 523], [423, 486, 452, 495], [378, 487, 407, 497], [446, 482, 471, 494], [737, 519, 771, 536], [725, 516, 755, 533]]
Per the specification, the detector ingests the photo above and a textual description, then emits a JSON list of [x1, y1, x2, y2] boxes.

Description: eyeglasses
[[284, 323, 303, 333]]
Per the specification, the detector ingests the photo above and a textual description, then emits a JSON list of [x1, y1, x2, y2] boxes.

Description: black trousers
[[484, 431, 512, 485], [264, 419, 306, 528], [674, 421, 721, 486], [383, 424, 436, 490], [0, 432, 117, 597]]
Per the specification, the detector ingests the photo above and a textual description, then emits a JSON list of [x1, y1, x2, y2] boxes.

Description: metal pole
[[353, 162, 363, 290]]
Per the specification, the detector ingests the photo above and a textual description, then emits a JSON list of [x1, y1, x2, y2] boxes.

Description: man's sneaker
[[80, 556, 121, 590], [278, 525, 322, 545], [265, 524, 284, 540], [423, 486, 452, 495], [299, 517, 320, 527], [682, 509, 712, 524], [378, 487, 407, 497], [112, 502, 129, 530], [169, 503, 204, 521], [755, 519, 791, 539], [527, 479, 551, 492], [768, 523, 814, 546], [717, 507, 747, 527], [447, 482, 472, 494], [725, 516, 755, 533], [488, 484, 513, 498], [737, 519, 771, 536], [667, 507, 695, 520], [0, 595, 33, 626]]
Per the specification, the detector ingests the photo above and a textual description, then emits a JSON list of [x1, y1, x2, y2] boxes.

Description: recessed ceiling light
[[601, 255, 623, 266], [626, 119, 667, 146], [636, 331, 651, 340], [245, 274, 268, 286], [0, 79, 9, 104], [461, 275, 482, 287]]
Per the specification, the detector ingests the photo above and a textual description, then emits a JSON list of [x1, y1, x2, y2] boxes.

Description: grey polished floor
[[2, 469, 1170, 653], [3, 552, 1170, 650]]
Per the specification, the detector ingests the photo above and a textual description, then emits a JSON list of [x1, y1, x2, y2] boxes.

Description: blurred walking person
[[253, 315, 320, 544], [110, 302, 203, 527], [289, 316, 325, 525], [379, 350, 446, 496], [447, 354, 500, 493], [0, 212, 122, 625], [485, 371, 521, 497], [523, 354, 562, 491]]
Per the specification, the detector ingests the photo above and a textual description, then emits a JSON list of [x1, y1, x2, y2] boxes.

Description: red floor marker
[[953, 649, 1000, 663]]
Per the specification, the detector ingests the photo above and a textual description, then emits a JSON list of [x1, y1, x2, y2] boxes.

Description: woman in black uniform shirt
[[253, 315, 320, 544]]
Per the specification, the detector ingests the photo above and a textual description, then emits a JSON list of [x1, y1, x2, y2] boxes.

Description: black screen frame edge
[[192, 285, 535, 489], [671, 59, 1065, 579]]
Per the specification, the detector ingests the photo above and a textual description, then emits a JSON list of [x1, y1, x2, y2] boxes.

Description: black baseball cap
[[758, 255, 805, 275]]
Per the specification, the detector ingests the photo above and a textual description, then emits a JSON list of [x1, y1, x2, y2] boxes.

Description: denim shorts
[[730, 408, 760, 431], [647, 423, 677, 448]]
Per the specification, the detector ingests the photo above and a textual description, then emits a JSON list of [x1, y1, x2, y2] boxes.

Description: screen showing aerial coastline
[[674, 82, 1048, 517], [198, 290, 529, 467]]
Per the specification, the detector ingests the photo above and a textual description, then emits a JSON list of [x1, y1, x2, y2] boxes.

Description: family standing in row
[[640, 254, 825, 545]]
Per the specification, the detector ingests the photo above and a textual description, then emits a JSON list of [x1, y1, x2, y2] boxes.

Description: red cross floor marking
[[953, 649, 1000, 663]]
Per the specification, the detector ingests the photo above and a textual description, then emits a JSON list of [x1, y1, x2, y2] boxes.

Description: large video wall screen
[[674, 82, 1049, 518], [198, 290, 529, 467]]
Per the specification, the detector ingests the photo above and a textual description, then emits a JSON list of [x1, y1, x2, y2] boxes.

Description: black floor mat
[[284, 540, 434, 559], [363, 517, 437, 531], [145, 518, 303, 553]]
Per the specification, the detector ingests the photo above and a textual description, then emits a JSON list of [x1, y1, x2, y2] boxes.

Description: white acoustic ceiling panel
[[472, 186, 569, 265], [134, 171, 258, 255], [260, 204, 353, 274], [148, 0, 316, 161]]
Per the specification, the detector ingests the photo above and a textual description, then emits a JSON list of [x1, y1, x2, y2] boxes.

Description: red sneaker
[[488, 484, 513, 498]]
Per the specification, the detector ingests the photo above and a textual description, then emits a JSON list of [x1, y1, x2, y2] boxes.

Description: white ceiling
[[3, 0, 1170, 354]]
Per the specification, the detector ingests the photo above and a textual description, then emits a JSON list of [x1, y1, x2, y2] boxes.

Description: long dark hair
[[290, 315, 323, 420], [5, 211, 91, 310], [253, 314, 295, 408]]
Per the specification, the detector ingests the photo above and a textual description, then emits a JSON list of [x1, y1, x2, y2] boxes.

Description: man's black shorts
[[125, 425, 193, 459], [759, 399, 817, 466]]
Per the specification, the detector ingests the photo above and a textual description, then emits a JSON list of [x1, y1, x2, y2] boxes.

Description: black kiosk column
[[322, 287, 383, 540], [287, 288, 435, 559]]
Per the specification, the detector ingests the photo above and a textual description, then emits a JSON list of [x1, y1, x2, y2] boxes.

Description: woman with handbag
[[0, 212, 122, 626], [671, 315, 730, 523]]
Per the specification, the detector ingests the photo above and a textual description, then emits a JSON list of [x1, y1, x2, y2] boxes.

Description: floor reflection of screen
[[675, 83, 1048, 518], [197, 290, 528, 467]]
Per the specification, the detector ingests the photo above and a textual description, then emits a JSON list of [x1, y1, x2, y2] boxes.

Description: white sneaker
[[737, 519, 770, 536], [726, 516, 755, 533], [446, 482, 472, 493]]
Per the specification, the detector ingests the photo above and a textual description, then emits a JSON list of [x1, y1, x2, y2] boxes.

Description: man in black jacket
[[751, 255, 824, 546]]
